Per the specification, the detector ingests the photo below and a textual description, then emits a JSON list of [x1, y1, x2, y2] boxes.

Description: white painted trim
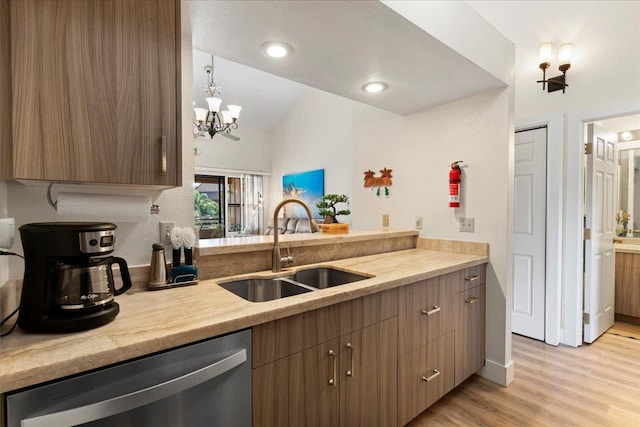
[[515, 113, 563, 347], [194, 166, 271, 176], [565, 99, 640, 348], [479, 358, 514, 387]]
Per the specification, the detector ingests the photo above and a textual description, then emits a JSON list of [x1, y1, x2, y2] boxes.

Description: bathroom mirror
[[618, 141, 640, 237]]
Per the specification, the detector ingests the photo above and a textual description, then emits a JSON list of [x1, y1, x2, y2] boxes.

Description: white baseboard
[[478, 358, 514, 386]]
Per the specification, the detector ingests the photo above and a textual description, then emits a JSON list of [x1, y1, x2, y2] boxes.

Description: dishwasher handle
[[21, 349, 247, 427]]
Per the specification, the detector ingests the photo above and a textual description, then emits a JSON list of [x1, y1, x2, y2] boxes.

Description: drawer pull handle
[[422, 369, 441, 383], [328, 349, 337, 386], [465, 297, 479, 304], [346, 343, 354, 377], [465, 275, 479, 282], [421, 306, 441, 316]]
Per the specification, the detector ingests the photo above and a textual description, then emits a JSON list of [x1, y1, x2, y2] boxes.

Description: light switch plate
[[459, 217, 475, 233], [415, 216, 423, 230], [0, 218, 15, 249], [159, 221, 176, 245], [382, 214, 390, 227]]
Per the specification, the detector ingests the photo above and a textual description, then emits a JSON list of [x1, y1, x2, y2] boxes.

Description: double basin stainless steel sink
[[218, 267, 371, 302]]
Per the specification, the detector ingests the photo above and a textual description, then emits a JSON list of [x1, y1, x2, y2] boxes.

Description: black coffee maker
[[18, 222, 132, 333]]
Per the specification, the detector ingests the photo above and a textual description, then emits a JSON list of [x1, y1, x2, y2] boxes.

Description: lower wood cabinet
[[253, 317, 398, 427], [340, 317, 398, 427], [615, 252, 640, 319], [398, 331, 455, 426], [252, 264, 486, 427], [253, 339, 340, 427], [455, 284, 486, 386]]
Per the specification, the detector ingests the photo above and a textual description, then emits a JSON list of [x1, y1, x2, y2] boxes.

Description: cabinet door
[[9, 0, 179, 185], [615, 252, 640, 317], [398, 331, 455, 426], [455, 285, 485, 386], [253, 339, 340, 427], [340, 317, 397, 427], [398, 277, 453, 356]]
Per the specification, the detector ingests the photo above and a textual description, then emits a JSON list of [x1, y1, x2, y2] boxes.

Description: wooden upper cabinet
[[4, 0, 181, 186]]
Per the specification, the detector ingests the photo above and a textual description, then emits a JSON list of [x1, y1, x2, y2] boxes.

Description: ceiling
[[185, 0, 505, 130]]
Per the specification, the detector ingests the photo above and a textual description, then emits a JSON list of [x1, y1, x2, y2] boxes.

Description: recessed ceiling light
[[362, 81, 388, 93], [260, 41, 294, 58]]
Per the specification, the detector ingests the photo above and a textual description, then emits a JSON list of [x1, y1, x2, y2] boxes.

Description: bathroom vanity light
[[536, 42, 572, 93], [193, 55, 241, 141]]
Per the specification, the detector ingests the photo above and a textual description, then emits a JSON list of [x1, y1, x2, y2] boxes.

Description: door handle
[[421, 306, 441, 316], [465, 275, 479, 282], [21, 349, 247, 427], [422, 369, 441, 383], [328, 349, 337, 386], [160, 135, 167, 175], [346, 343, 354, 377], [465, 297, 479, 304]]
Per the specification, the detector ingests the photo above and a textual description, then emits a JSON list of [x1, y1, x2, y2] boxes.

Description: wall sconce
[[537, 42, 572, 93]]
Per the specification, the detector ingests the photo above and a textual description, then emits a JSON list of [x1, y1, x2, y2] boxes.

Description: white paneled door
[[584, 123, 617, 343], [512, 127, 547, 341]]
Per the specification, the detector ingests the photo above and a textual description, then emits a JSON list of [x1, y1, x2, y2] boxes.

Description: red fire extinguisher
[[449, 161, 463, 208]]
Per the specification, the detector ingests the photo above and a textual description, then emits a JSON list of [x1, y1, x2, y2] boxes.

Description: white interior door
[[584, 123, 617, 343], [512, 127, 547, 341]]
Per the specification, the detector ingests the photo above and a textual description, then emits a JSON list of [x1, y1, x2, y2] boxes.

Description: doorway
[[512, 127, 547, 341]]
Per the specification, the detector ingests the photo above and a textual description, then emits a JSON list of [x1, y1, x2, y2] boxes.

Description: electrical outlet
[[159, 221, 176, 244], [382, 214, 390, 227], [415, 216, 423, 230], [459, 217, 475, 233]]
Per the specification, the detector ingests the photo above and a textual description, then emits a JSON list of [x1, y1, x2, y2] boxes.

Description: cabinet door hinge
[[584, 228, 591, 240], [584, 142, 593, 155], [583, 312, 590, 324]]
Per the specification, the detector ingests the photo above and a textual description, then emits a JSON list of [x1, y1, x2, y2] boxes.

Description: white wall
[[269, 90, 355, 220], [194, 125, 271, 173], [2, 34, 196, 279], [353, 88, 513, 385], [512, 2, 640, 121]]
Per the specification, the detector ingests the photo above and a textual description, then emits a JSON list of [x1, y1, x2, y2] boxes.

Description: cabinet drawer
[[398, 277, 453, 356], [453, 265, 486, 294], [398, 331, 455, 426]]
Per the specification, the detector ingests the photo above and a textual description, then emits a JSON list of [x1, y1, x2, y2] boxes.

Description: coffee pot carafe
[[55, 256, 131, 311], [18, 222, 132, 333]]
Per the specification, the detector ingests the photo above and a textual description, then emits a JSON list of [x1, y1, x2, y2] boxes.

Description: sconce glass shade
[[221, 110, 233, 124], [559, 43, 572, 67], [539, 42, 552, 66], [206, 97, 223, 113], [194, 107, 208, 122], [227, 105, 242, 119]]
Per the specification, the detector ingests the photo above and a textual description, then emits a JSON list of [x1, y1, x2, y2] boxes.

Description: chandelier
[[193, 55, 242, 140]]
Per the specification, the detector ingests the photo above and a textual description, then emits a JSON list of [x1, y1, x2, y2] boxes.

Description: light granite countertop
[[0, 247, 487, 394], [196, 229, 419, 256], [615, 242, 640, 254]]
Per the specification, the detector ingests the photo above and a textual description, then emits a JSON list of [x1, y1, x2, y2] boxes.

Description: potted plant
[[316, 194, 351, 230]]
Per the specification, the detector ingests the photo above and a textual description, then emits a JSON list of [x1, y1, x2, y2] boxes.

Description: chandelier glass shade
[[193, 56, 241, 138]]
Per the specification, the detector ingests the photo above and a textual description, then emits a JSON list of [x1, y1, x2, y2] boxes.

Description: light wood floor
[[409, 322, 640, 426]]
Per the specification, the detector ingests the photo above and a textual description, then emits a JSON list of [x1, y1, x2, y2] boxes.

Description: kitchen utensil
[[18, 222, 131, 333], [181, 227, 196, 265], [149, 243, 168, 287], [170, 227, 183, 267]]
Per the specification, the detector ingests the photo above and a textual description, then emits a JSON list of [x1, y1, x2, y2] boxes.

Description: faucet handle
[[280, 246, 293, 266]]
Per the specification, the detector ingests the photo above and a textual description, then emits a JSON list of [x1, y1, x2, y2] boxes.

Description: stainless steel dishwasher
[[5, 329, 251, 427]]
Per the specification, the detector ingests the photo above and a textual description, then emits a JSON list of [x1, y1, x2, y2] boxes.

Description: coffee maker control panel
[[80, 230, 115, 254]]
